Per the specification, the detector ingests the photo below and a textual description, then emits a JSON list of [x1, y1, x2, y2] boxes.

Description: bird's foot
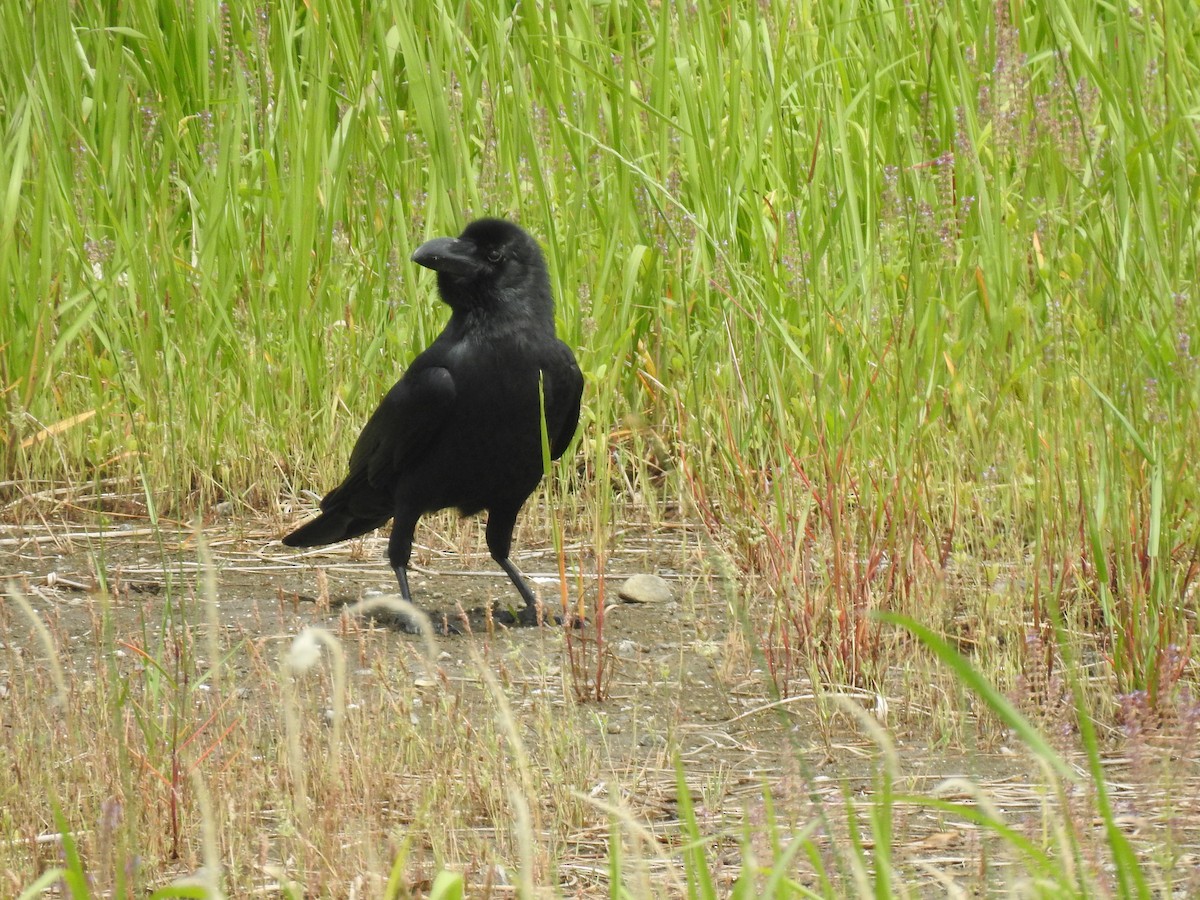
[[489, 603, 585, 629], [429, 614, 463, 636], [363, 607, 460, 636], [517, 603, 546, 628], [559, 611, 587, 629]]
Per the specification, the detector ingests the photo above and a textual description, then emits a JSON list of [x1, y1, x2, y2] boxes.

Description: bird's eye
[[486, 248, 503, 263]]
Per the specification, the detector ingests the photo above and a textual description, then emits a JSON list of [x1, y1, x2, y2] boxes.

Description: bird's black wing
[[320, 366, 456, 512], [547, 343, 584, 461]]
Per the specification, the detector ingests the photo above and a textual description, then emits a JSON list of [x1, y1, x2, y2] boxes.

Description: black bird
[[283, 218, 583, 625]]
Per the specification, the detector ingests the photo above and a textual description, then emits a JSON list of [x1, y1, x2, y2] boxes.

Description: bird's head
[[411, 218, 553, 322]]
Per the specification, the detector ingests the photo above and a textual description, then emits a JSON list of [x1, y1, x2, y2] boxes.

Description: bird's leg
[[485, 507, 545, 625], [385, 564, 433, 634], [390, 564, 444, 634], [393, 564, 413, 601], [388, 512, 430, 634], [497, 555, 542, 623]]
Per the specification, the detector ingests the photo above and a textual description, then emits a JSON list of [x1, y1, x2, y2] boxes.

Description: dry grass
[[2, 507, 1199, 896]]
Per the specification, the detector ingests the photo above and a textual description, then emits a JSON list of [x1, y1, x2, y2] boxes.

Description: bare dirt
[[3, 514, 1199, 894]]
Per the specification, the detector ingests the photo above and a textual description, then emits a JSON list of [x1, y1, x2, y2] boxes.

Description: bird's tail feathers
[[282, 511, 384, 547]]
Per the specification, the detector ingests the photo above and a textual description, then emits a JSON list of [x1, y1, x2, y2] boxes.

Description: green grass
[[2, 0, 1199, 894]]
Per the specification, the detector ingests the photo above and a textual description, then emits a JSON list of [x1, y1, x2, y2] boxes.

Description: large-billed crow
[[283, 218, 583, 625]]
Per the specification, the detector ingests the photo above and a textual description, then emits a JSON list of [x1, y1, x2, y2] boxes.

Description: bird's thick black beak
[[411, 237, 480, 277]]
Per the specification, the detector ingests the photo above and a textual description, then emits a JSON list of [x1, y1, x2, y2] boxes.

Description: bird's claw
[[509, 604, 586, 629]]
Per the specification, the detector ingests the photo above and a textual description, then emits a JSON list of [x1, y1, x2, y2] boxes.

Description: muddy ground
[[3, 515, 1199, 893]]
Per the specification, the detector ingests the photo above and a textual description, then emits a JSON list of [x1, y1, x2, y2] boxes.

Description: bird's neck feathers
[[440, 277, 556, 333]]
